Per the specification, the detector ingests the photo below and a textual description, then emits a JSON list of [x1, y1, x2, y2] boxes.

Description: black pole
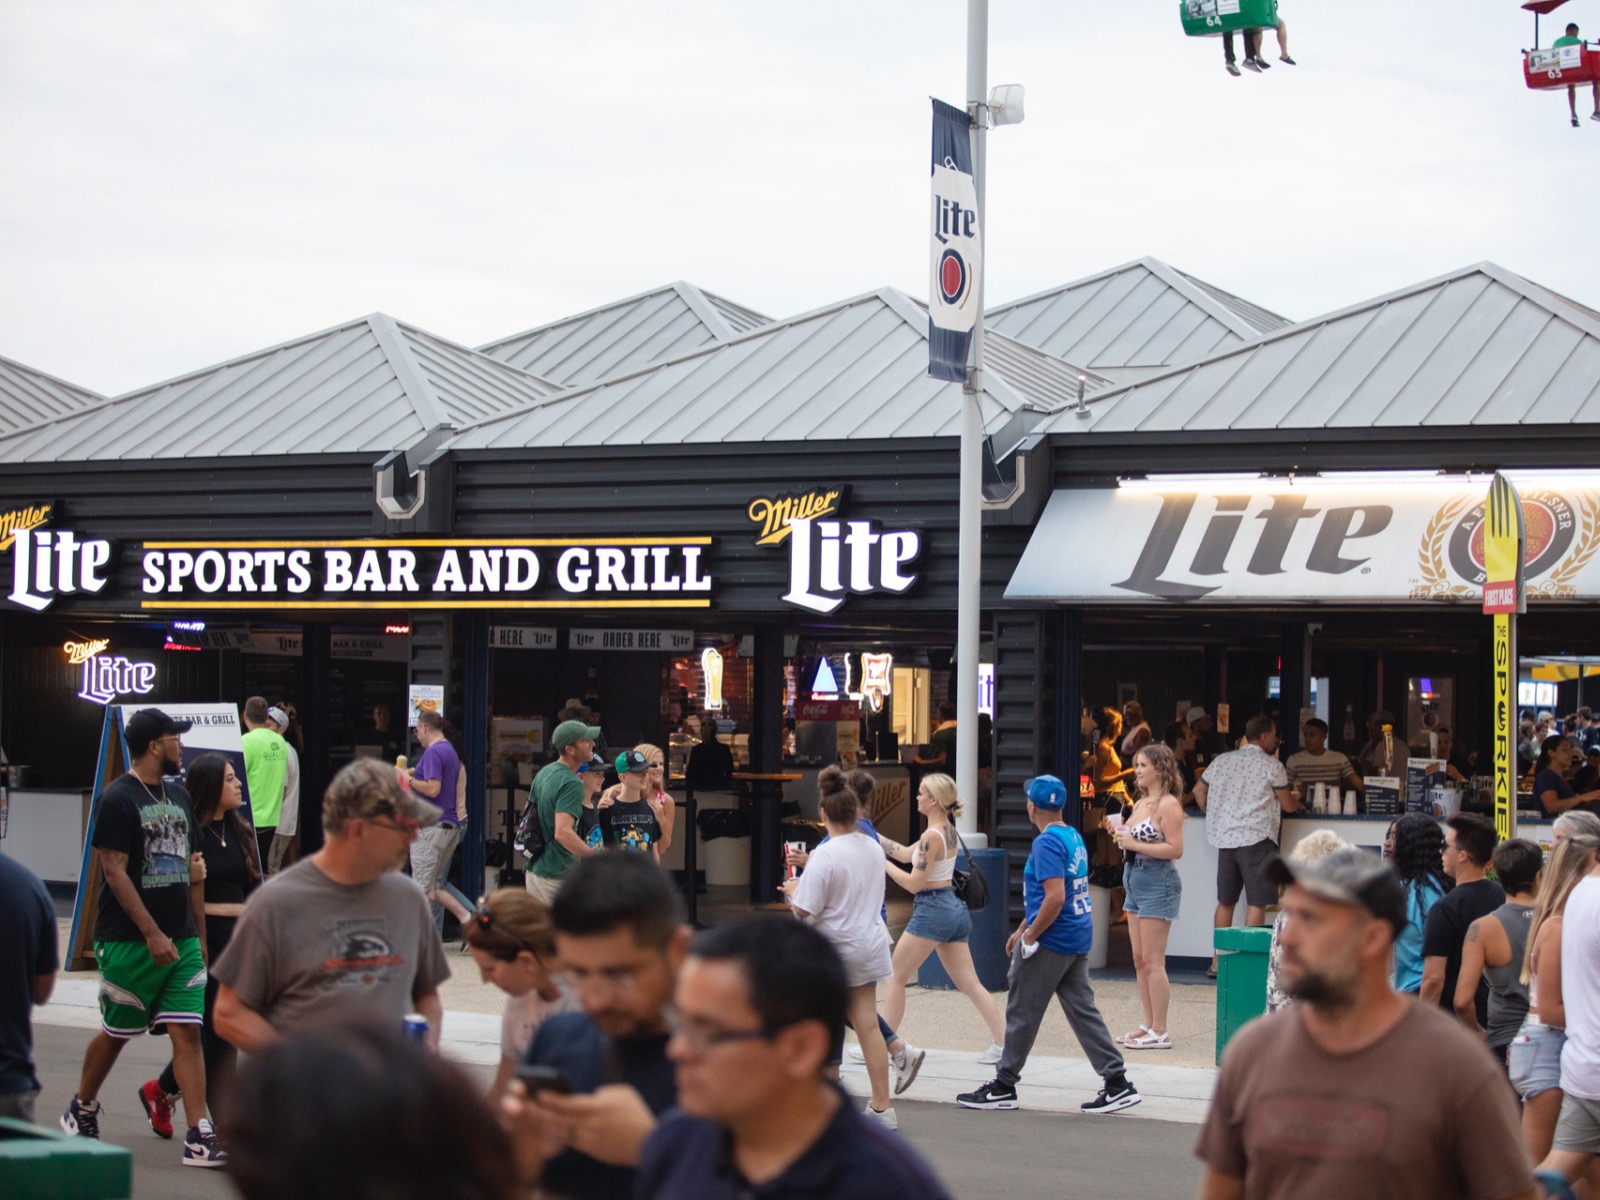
[[300, 623, 332, 855], [1058, 608, 1084, 832], [461, 612, 489, 900]]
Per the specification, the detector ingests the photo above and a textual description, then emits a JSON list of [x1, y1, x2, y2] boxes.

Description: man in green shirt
[[240, 696, 288, 873], [1551, 24, 1598, 127], [525, 719, 602, 903]]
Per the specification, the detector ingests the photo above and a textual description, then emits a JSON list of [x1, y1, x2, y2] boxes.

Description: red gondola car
[[1524, 42, 1600, 89]]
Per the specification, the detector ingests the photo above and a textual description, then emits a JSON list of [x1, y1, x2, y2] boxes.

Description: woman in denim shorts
[[1510, 835, 1600, 1160], [882, 774, 1007, 1062], [1112, 744, 1186, 1051]]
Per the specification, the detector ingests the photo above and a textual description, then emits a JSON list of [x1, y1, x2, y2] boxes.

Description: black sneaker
[[956, 1080, 1019, 1110], [183, 1119, 227, 1168], [1082, 1078, 1141, 1115], [61, 1096, 102, 1138], [1256, 57, 1271, 69], [1280, 55, 1297, 65]]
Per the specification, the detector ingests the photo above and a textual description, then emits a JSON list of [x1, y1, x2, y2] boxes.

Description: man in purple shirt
[[405, 710, 471, 936]]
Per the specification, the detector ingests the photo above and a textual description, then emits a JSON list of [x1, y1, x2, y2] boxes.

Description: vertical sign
[[928, 99, 981, 383], [1482, 472, 1526, 842]]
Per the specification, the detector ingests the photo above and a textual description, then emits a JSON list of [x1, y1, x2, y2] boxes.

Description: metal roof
[[986, 257, 1293, 383], [1034, 263, 1600, 438], [477, 281, 772, 387], [0, 315, 559, 463], [450, 288, 1104, 452], [0, 353, 105, 433]]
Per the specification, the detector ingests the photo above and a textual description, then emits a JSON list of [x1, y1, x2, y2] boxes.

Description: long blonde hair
[[1521, 836, 1600, 985], [634, 742, 665, 795], [920, 772, 963, 821]]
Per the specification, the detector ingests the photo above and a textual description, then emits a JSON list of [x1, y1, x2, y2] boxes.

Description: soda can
[[402, 1013, 429, 1042]]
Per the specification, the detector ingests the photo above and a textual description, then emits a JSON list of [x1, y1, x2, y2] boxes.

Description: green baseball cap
[[552, 719, 601, 750]]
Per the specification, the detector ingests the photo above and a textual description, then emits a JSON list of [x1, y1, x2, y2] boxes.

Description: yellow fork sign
[[1482, 473, 1526, 842]]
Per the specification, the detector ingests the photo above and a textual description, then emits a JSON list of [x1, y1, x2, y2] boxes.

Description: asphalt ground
[[29, 1023, 1205, 1200]]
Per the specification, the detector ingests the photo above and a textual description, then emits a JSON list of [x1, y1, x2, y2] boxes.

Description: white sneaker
[[977, 1041, 1004, 1065], [863, 1103, 898, 1130], [892, 1044, 925, 1095], [846, 1043, 864, 1061]]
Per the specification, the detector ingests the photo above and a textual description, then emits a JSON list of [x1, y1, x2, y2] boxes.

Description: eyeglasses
[[667, 1012, 796, 1053]]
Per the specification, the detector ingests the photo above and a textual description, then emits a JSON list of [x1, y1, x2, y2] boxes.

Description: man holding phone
[[504, 853, 687, 1200]]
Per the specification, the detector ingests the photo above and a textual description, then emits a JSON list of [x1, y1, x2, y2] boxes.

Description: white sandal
[[1116, 1024, 1151, 1046], [1125, 1030, 1172, 1050]]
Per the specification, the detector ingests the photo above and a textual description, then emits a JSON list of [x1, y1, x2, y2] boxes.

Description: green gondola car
[[1180, 0, 1279, 37]]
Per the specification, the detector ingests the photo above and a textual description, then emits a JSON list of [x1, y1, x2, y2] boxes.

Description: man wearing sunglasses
[[503, 853, 686, 1200], [213, 760, 451, 1052], [637, 914, 951, 1199]]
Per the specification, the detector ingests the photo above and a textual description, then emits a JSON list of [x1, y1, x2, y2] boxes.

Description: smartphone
[[514, 1063, 572, 1095]]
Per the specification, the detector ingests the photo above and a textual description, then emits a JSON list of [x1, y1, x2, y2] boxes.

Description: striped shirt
[[1285, 749, 1355, 788]]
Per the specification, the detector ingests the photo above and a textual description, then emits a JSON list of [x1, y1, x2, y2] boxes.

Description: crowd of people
[[7, 700, 1600, 1197]]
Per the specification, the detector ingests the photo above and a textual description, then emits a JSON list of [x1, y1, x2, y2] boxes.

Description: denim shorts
[[903, 886, 971, 943], [1123, 857, 1182, 922], [1508, 1023, 1566, 1100]]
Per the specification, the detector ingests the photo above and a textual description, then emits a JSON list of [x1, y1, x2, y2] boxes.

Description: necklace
[[135, 774, 165, 806], [206, 821, 226, 848]]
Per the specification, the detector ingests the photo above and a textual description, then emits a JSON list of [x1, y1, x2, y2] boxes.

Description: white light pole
[[955, 0, 1021, 844]]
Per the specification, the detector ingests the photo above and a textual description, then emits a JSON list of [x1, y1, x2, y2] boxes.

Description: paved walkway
[[39, 973, 1219, 1125]]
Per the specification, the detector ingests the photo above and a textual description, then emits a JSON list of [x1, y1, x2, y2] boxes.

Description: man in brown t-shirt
[[1195, 848, 1535, 1200]]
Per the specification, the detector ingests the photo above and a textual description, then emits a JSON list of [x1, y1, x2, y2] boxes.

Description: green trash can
[[1180, 0, 1279, 37], [1214, 925, 1274, 1064], [0, 1118, 132, 1200]]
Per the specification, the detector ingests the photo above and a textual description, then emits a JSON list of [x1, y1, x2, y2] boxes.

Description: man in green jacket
[[525, 719, 602, 903]]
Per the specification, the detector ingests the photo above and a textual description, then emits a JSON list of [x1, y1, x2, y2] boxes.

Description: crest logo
[[1413, 489, 1600, 600]]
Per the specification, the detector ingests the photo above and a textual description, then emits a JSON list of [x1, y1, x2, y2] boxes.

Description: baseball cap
[[322, 759, 441, 830], [615, 749, 649, 775], [1264, 848, 1406, 936], [552, 719, 602, 750], [576, 754, 608, 775], [267, 706, 291, 730], [1185, 706, 1208, 723], [123, 708, 193, 757], [1024, 774, 1068, 810]]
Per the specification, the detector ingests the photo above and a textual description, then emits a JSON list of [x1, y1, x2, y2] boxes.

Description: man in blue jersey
[[957, 774, 1139, 1115]]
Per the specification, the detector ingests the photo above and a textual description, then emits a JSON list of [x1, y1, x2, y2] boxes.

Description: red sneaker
[[137, 1079, 175, 1139]]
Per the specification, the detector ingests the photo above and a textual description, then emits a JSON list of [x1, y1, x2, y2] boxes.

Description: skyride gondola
[[1521, 0, 1600, 127], [1181, 1, 1293, 77]]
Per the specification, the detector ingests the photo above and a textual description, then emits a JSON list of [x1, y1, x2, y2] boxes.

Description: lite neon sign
[[861, 653, 893, 713], [64, 639, 157, 705]]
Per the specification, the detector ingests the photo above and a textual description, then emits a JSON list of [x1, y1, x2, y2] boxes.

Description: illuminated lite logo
[[861, 653, 893, 713], [811, 657, 840, 699], [7, 527, 113, 612], [701, 647, 725, 711], [79, 655, 156, 706], [64, 638, 111, 665], [781, 519, 921, 615]]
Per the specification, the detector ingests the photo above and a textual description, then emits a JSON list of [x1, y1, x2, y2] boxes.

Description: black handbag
[[950, 829, 990, 912]]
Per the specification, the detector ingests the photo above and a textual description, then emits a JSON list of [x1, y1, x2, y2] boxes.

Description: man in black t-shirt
[[505, 854, 686, 1200], [0, 851, 58, 1124], [603, 750, 662, 857], [60, 708, 226, 1168], [1420, 814, 1504, 1027]]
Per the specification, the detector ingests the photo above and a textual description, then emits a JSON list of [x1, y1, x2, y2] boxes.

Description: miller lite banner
[[1008, 478, 1600, 604], [928, 98, 981, 384]]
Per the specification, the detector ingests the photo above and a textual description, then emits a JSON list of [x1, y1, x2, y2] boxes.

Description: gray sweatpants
[[995, 942, 1125, 1088]]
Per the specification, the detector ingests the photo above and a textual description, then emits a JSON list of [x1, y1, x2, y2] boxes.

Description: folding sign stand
[[66, 707, 132, 971]]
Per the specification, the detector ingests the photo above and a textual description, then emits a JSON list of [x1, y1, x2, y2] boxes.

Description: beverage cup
[[784, 841, 806, 881], [1344, 790, 1358, 815]]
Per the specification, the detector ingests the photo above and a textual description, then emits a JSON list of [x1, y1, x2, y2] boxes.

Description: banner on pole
[[1483, 472, 1526, 842], [928, 98, 981, 383]]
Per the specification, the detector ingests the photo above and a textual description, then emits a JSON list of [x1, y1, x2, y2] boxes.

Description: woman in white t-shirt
[[461, 888, 578, 1102], [783, 765, 896, 1125]]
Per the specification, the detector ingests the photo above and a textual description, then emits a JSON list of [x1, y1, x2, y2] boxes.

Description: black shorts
[[1217, 839, 1278, 907]]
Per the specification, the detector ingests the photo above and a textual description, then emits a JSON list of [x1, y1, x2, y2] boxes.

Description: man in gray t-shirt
[[214, 761, 450, 1050]]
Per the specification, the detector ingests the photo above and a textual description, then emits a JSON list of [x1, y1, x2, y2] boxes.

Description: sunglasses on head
[[471, 900, 541, 958]]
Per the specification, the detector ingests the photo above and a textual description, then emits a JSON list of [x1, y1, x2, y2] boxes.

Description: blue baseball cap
[[1024, 775, 1068, 810], [576, 754, 607, 774]]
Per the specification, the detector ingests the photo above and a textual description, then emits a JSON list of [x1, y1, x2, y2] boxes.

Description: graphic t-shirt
[[1197, 1003, 1533, 1200], [0, 853, 58, 1095], [579, 803, 604, 852], [414, 738, 462, 823], [1533, 769, 1574, 817], [241, 727, 288, 828], [1422, 878, 1505, 1027], [603, 797, 661, 854], [91, 774, 200, 942], [1024, 823, 1093, 956], [211, 858, 450, 1034]]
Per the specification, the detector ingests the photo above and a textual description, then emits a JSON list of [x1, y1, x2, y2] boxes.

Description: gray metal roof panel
[[1037, 264, 1600, 438], [0, 354, 105, 432], [452, 289, 1040, 452], [476, 282, 771, 387], [0, 313, 557, 463]]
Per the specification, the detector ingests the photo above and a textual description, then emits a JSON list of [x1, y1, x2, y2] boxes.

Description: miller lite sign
[[928, 98, 981, 384], [749, 492, 922, 615]]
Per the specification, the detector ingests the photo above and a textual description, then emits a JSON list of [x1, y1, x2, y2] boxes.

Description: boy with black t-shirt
[[1420, 814, 1504, 1027], [604, 750, 662, 859], [61, 708, 225, 1168]]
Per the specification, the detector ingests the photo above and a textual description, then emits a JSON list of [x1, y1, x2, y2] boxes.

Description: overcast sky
[[2, 0, 1597, 395]]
